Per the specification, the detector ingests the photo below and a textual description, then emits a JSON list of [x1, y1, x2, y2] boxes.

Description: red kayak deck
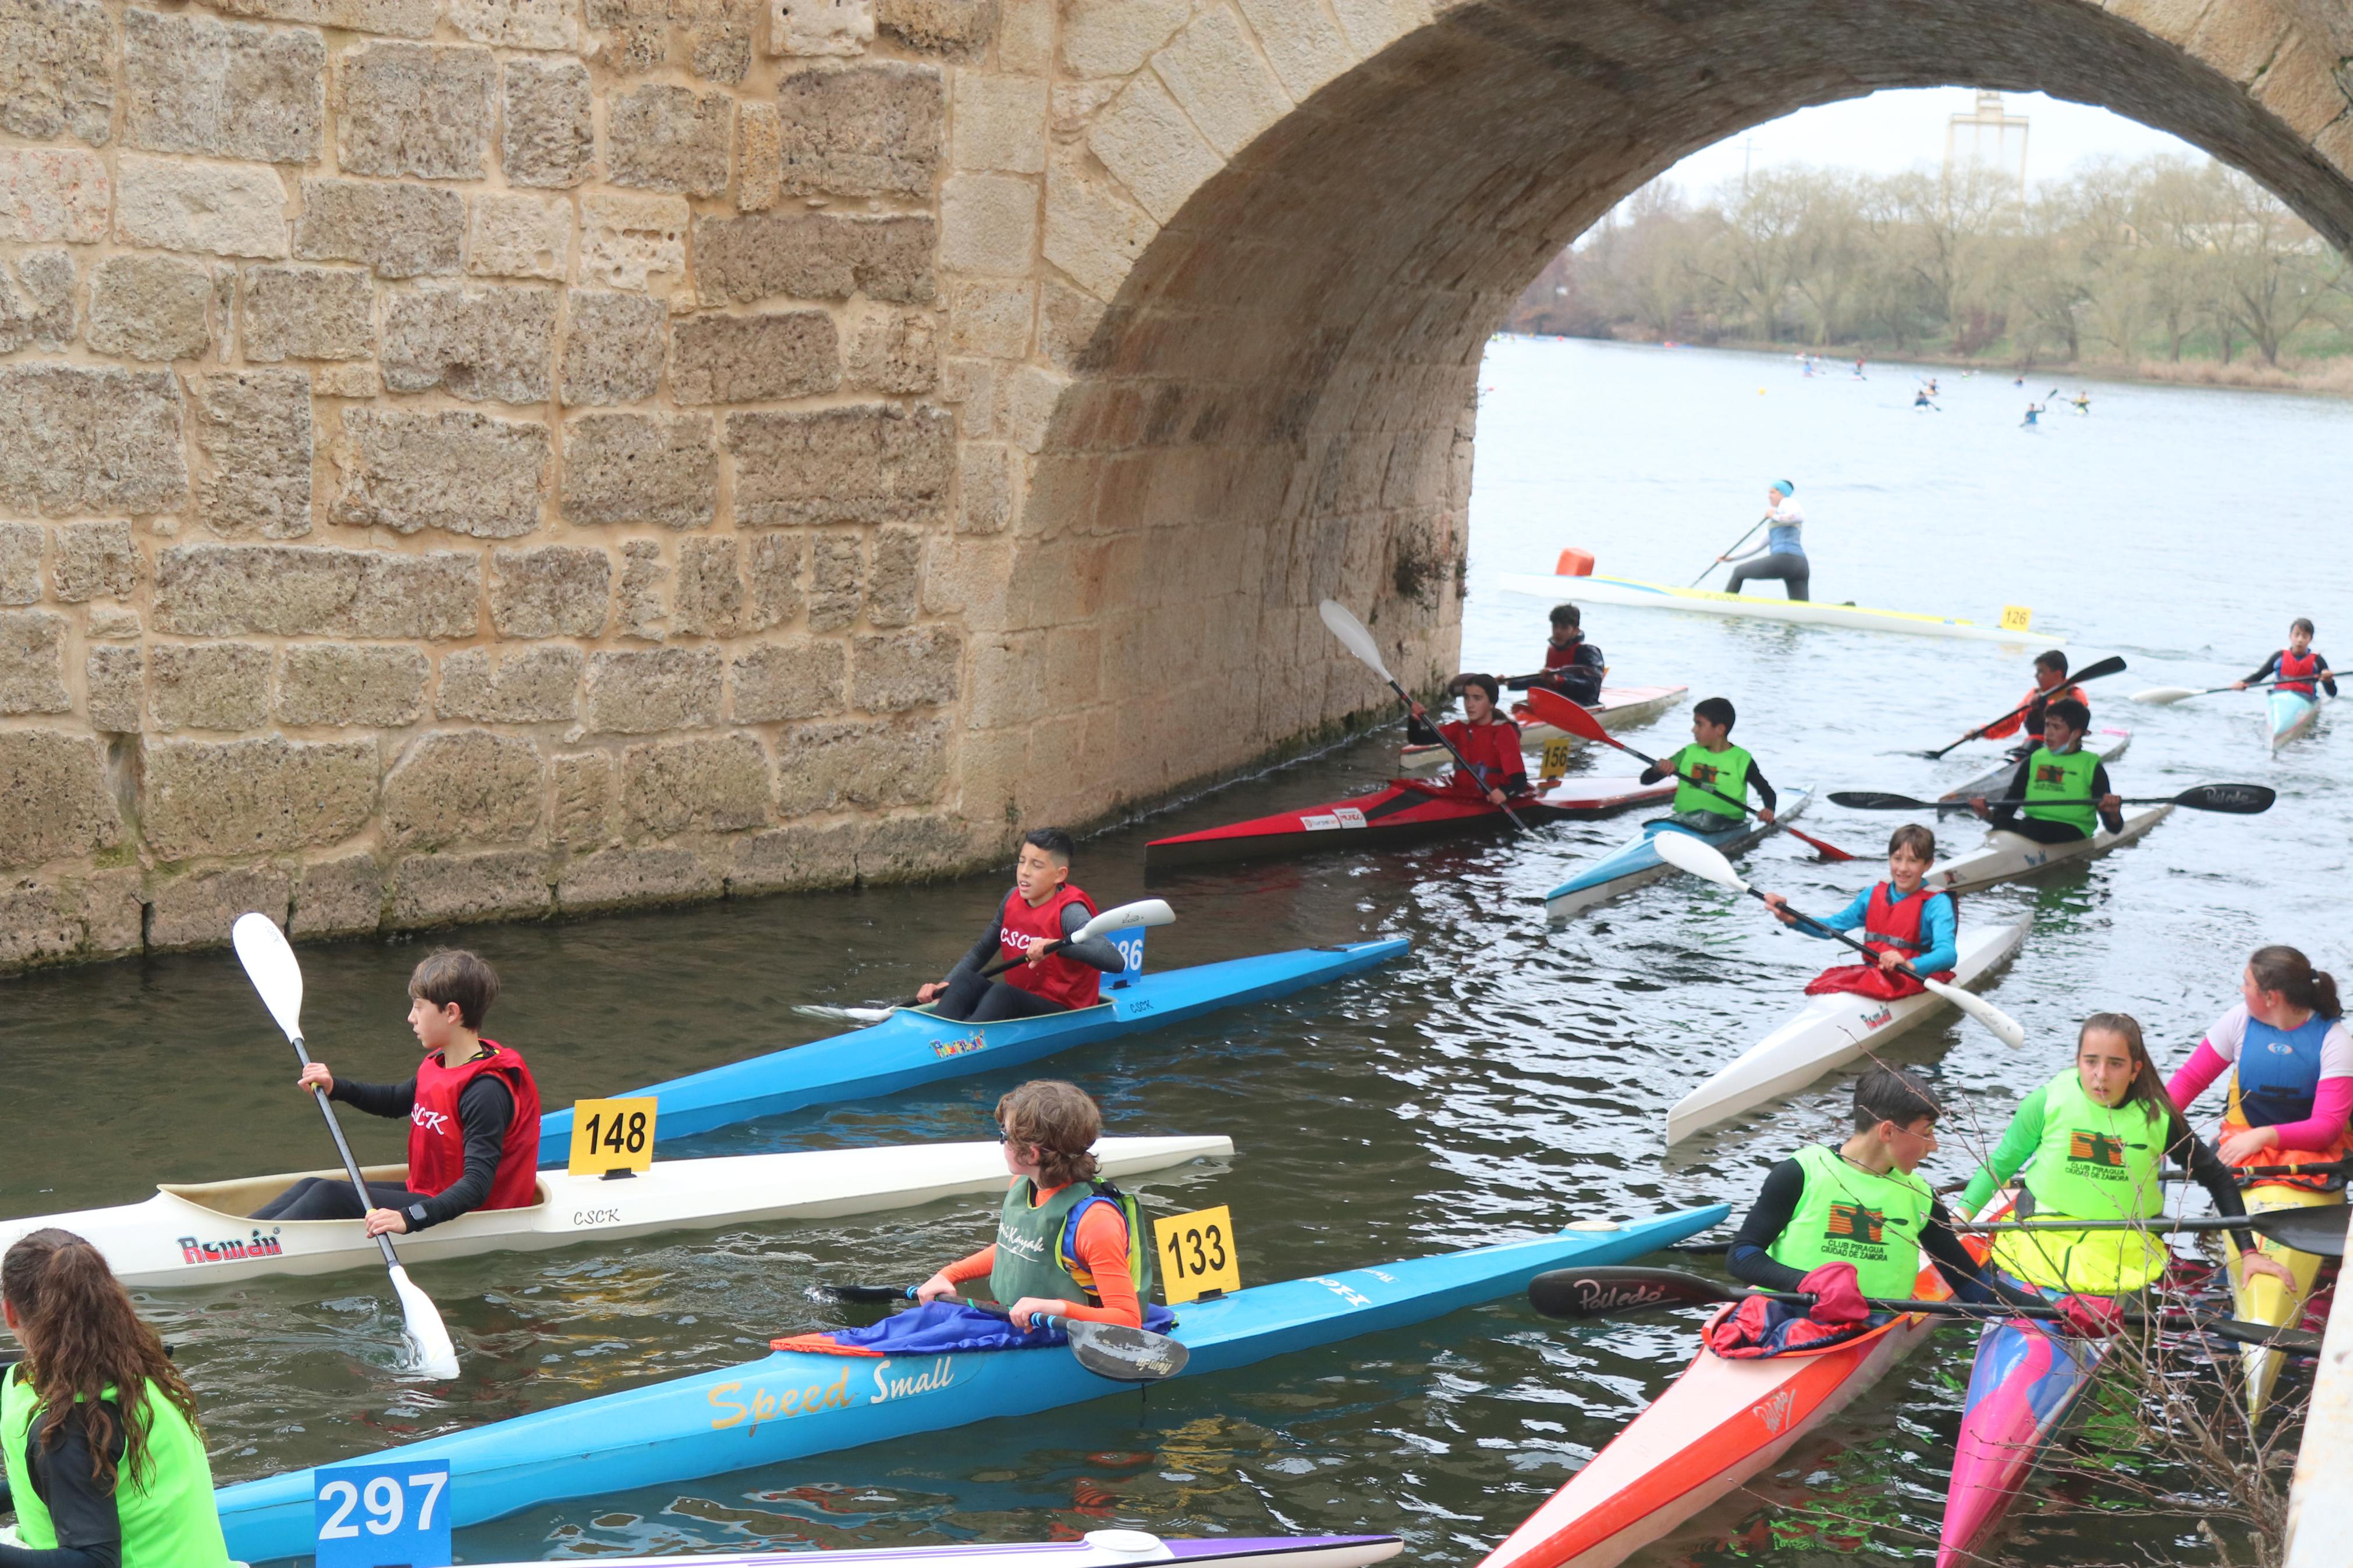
[[1144, 776, 1673, 871]]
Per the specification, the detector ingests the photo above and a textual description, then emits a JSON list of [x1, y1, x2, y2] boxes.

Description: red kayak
[[1144, 776, 1673, 872]]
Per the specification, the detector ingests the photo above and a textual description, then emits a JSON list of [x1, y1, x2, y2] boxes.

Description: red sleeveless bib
[[407, 1040, 542, 1211], [996, 884, 1102, 1010]]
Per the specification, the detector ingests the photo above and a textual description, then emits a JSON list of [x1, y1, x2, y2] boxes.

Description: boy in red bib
[[2234, 617, 2337, 699], [918, 828, 1129, 1022], [250, 949, 541, 1235], [1407, 674, 1530, 804], [1761, 824, 1957, 1001]]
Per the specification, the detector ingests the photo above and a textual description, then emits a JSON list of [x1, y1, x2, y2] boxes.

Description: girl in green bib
[[1, 1229, 231, 1568]]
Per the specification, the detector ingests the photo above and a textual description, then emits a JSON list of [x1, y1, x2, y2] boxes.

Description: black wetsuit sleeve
[[2090, 762, 2124, 834], [2244, 652, 2283, 684], [1987, 755, 2034, 830], [2171, 1120, 2258, 1254], [1053, 902, 1127, 974], [0, 1410, 125, 1568], [2320, 656, 2340, 698], [328, 1075, 417, 1119], [1638, 747, 1678, 787], [1923, 1199, 1994, 1303], [1747, 760, 1777, 813], [1726, 1158, 1808, 1291], [1404, 712, 1440, 745], [944, 910, 1005, 982], [404, 1077, 516, 1231]]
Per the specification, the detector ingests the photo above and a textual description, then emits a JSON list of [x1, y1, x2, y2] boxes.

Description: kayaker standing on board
[[917, 829, 1127, 1023], [1408, 674, 1529, 805], [1, 1229, 235, 1567], [2233, 617, 2337, 698], [1968, 699, 2123, 846], [1720, 482, 1809, 601], [1642, 696, 1776, 832], [1957, 1014, 2292, 1332], [1980, 649, 2088, 756], [2167, 945, 2351, 1174], [1523, 605, 1605, 705], [1709, 1068, 1994, 1356], [1759, 824, 1955, 1001], [249, 950, 541, 1236]]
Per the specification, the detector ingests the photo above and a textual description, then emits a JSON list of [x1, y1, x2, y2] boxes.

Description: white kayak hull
[[1498, 573, 2054, 645], [1397, 685, 1688, 774], [1665, 922, 2029, 1145], [1925, 805, 2172, 895], [1544, 788, 1811, 921], [2270, 689, 2323, 750], [0, 1136, 1233, 1288], [464, 1534, 1403, 1568]]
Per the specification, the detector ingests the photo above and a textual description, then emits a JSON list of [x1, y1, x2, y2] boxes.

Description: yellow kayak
[[2228, 1181, 2345, 1418]]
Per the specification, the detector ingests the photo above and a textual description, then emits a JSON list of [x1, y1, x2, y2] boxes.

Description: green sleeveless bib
[[1765, 1144, 1935, 1300], [2020, 745, 2099, 835], [1994, 1069, 2170, 1293], [986, 1179, 1152, 1309], [0, 1366, 231, 1567], [1671, 743, 1753, 821]]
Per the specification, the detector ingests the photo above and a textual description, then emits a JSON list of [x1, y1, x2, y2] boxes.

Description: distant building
[[1944, 90, 2029, 196]]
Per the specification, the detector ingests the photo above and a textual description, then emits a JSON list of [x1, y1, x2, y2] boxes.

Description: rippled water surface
[[6, 339, 2351, 1565]]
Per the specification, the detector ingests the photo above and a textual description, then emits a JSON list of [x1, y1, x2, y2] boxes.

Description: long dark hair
[[2078, 1012, 2182, 1138], [2249, 944, 2343, 1021], [2, 1229, 201, 1493]]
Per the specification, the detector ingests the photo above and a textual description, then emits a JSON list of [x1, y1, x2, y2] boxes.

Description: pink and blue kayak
[[1935, 1299, 2106, 1566]]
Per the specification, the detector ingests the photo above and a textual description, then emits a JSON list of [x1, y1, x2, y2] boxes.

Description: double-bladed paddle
[[1320, 598, 1529, 833], [230, 913, 462, 1381], [1915, 655, 2129, 759], [1829, 783, 2276, 816], [1648, 831, 2028, 1049], [1524, 1265, 2320, 1353], [2132, 675, 2337, 705], [805, 1285, 1188, 1382], [1522, 689, 1857, 862], [1689, 515, 1771, 586], [792, 898, 1176, 1022], [1958, 1207, 2345, 1256], [2167, 1156, 2353, 1183]]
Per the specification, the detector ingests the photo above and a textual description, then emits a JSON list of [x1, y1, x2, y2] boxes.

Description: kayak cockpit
[[155, 1164, 555, 1219]]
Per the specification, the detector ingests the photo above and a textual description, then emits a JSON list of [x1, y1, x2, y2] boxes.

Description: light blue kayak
[[213, 1204, 1729, 1563], [2269, 688, 2322, 751], [1542, 788, 1812, 920], [541, 939, 1410, 1152]]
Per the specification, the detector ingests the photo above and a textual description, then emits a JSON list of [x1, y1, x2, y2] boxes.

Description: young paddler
[[1761, 825, 1955, 1000], [1967, 698, 2122, 847], [1957, 1014, 2291, 1333], [2166, 945, 2351, 1174], [1527, 603, 1606, 705], [1407, 674, 1529, 805], [1642, 696, 1776, 831], [250, 950, 541, 1237], [2, 1229, 234, 1567], [1978, 649, 2088, 755], [2233, 617, 2337, 698], [916, 828, 1127, 1023]]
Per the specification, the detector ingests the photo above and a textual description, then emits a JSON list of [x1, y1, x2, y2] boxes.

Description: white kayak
[[1498, 573, 2055, 645], [1934, 726, 2131, 816], [1665, 922, 2029, 1145], [1397, 685, 1688, 774], [1925, 805, 2173, 895], [0, 1136, 1232, 1288], [464, 1534, 1403, 1568]]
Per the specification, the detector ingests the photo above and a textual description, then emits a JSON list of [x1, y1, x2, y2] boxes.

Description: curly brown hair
[[996, 1080, 1102, 1188]]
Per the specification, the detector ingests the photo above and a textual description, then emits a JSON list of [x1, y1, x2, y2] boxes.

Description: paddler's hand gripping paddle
[[800, 1286, 1188, 1382], [230, 912, 462, 1380], [1319, 598, 1529, 834], [1829, 783, 2274, 816], [1917, 653, 2128, 758], [791, 899, 1175, 1023]]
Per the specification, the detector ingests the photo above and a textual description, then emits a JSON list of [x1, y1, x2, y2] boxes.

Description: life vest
[[1433, 718, 1527, 799], [407, 1040, 542, 1211], [1670, 742, 1752, 822], [986, 1176, 1154, 1310], [995, 883, 1102, 1010], [1993, 1069, 2170, 1293], [1540, 642, 1603, 702], [2276, 648, 2322, 697], [2020, 745, 2099, 836], [1802, 883, 1955, 1000], [2224, 1012, 2349, 1190], [1765, 1144, 1935, 1300], [0, 1367, 233, 1567]]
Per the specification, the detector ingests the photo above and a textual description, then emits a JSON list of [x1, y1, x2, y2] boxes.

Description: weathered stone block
[[1037, 276, 1105, 370], [381, 285, 557, 403], [1150, 8, 1290, 159], [594, 0, 757, 79], [850, 624, 957, 710], [150, 640, 270, 730], [730, 637, 844, 721], [951, 70, 1044, 175], [0, 248, 76, 352], [940, 173, 1035, 275], [0, 522, 37, 604], [581, 192, 690, 294], [148, 863, 292, 951], [467, 192, 570, 281], [50, 521, 139, 602], [774, 716, 945, 813], [672, 536, 742, 637], [388, 848, 550, 928], [448, 0, 577, 49], [0, 148, 108, 243], [123, 9, 324, 164], [867, 521, 921, 625], [945, 278, 1030, 358], [736, 101, 782, 211], [729, 819, 858, 892], [623, 731, 769, 835], [1043, 144, 1153, 301], [243, 264, 374, 361], [858, 809, 970, 881], [290, 851, 382, 936], [846, 307, 937, 393], [143, 736, 375, 858], [771, 0, 871, 55], [86, 645, 141, 732], [693, 211, 934, 305], [314, 362, 381, 399], [747, 532, 804, 628], [87, 253, 215, 361], [115, 154, 288, 258], [0, 609, 69, 713], [669, 310, 840, 404], [489, 545, 610, 637], [727, 403, 953, 527], [382, 728, 542, 848], [500, 56, 594, 189], [0, 872, 134, 970], [775, 62, 939, 198], [276, 642, 429, 726], [0, 0, 113, 145], [336, 42, 495, 180], [562, 413, 716, 529], [956, 440, 1016, 534], [296, 178, 464, 278], [0, 367, 187, 517], [200, 0, 435, 36], [559, 844, 723, 910], [438, 643, 580, 723], [0, 730, 121, 867], [192, 368, 315, 539], [559, 289, 665, 404], [584, 646, 721, 731], [881, 0, 992, 52], [809, 531, 861, 630], [616, 538, 666, 639], [608, 83, 733, 195], [331, 408, 548, 538], [548, 749, 610, 844], [154, 543, 479, 639], [1062, 0, 1184, 76]]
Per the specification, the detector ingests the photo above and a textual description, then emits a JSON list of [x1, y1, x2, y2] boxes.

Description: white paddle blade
[[387, 1264, 461, 1379], [2129, 687, 2199, 705], [1650, 829, 1745, 891], [230, 912, 305, 1043], [792, 1003, 896, 1024], [1077, 898, 1174, 940], [1922, 978, 2027, 1048], [1317, 599, 1394, 685]]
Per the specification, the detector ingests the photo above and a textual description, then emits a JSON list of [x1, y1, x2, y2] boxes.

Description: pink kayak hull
[[1935, 1307, 2105, 1565]]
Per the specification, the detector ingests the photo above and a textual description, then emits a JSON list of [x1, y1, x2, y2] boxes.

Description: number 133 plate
[[1153, 1204, 1241, 1304]]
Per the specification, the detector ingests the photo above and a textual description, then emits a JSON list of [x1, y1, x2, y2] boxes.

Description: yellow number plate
[[1999, 604, 2033, 632], [1538, 738, 1573, 780], [568, 1097, 656, 1176], [1152, 1204, 1241, 1304]]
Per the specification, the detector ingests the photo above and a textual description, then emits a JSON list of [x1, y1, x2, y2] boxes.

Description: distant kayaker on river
[[1408, 675, 1529, 805], [2233, 617, 2337, 698], [1980, 649, 2088, 756], [1522, 603, 1605, 705], [251, 950, 541, 1236], [1967, 699, 2123, 845], [1719, 482, 1809, 601], [916, 829, 1128, 1023], [1643, 697, 1776, 831], [2167, 945, 2351, 1172], [1761, 824, 1955, 1001]]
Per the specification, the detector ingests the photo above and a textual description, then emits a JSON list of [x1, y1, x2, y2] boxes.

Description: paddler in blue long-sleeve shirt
[[1760, 824, 1956, 1000], [1721, 480, 1808, 600]]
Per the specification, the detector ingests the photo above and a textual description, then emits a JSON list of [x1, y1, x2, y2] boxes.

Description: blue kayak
[[541, 940, 1410, 1151], [214, 1204, 1727, 1562], [1542, 788, 1812, 920]]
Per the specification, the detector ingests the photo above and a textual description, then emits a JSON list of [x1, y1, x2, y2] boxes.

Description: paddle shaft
[[2175, 675, 2336, 701], [1690, 517, 1769, 586], [1834, 784, 2272, 815], [1753, 889, 1936, 984], [1925, 656, 2128, 758], [1579, 725, 1851, 861], [1403, 680, 1529, 833], [292, 1034, 403, 1271], [1736, 1287, 2312, 1350]]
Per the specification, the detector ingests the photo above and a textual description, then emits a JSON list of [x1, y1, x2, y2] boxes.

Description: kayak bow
[[1924, 806, 2173, 895], [2269, 689, 2323, 751], [1543, 789, 1813, 921], [1144, 780, 1671, 872]]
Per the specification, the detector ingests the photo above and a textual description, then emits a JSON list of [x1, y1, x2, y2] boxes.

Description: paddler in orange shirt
[[1408, 673, 1529, 805], [1978, 649, 2086, 756]]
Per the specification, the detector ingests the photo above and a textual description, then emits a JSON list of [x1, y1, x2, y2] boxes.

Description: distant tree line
[[1509, 157, 2353, 371]]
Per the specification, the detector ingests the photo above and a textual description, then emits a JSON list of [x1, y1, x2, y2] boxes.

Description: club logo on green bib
[[2067, 1130, 2128, 1169], [1826, 1203, 1886, 1245]]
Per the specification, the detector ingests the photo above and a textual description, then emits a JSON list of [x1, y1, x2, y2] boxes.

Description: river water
[[6, 337, 2350, 1565]]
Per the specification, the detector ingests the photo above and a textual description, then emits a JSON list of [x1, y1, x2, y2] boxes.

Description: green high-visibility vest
[[986, 1178, 1153, 1310], [0, 1366, 232, 1567], [1993, 1069, 2171, 1293], [1670, 743, 1753, 821], [1765, 1143, 1935, 1300], [2020, 745, 2100, 835]]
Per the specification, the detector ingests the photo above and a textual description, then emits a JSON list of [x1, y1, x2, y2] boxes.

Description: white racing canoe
[[1935, 727, 2130, 815], [467, 1534, 1403, 1568], [1925, 805, 2173, 895], [0, 1136, 1231, 1288], [1664, 922, 2029, 1145], [1498, 573, 2055, 646], [1397, 685, 1688, 774]]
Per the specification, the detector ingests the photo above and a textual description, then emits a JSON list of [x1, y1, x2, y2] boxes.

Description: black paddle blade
[[2178, 783, 2276, 815], [1829, 791, 1935, 811], [2258, 1204, 2348, 1256], [1528, 1267, 1736, 1320], [815, 1283, 914, 1303], [2071, 654, 2129, 684], [1066, 1320, 1189, 1382]]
